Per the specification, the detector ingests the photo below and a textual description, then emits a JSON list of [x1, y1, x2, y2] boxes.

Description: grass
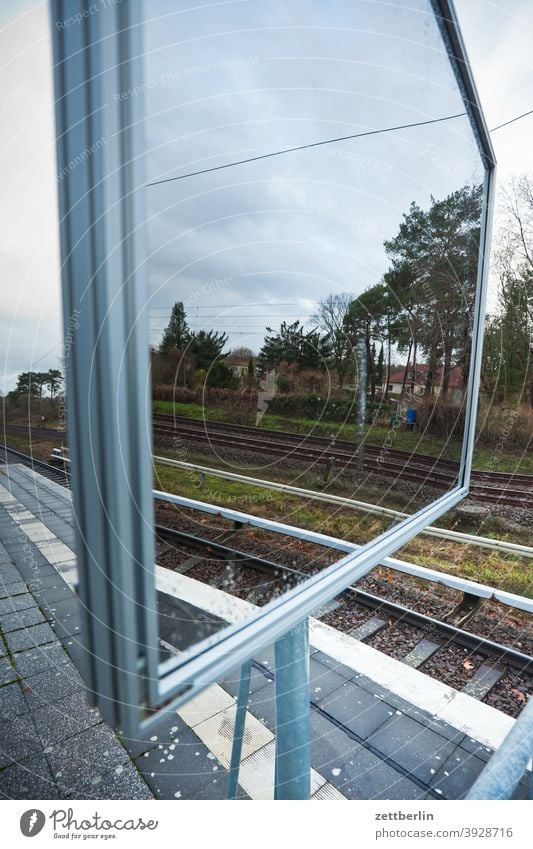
[[152, 400, 533, 474], [4, 426, 531, 596], [153, 456, 532, 597]]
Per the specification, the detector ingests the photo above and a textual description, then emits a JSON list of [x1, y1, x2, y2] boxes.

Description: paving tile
[[354, 674, 420, 717], [0, 657, 18, 686], [318, 681, 396, 738], [67, 761, 154, 800], [238, 739, 326, 800], [246, 681, 277, 731], [5, 622, 58, 654], [420, 716, 464, 745], [460, 736, 494, 763], [44, 600, 82, 641], [0, 714, 42, 768], [0, 753, 60, 800], [310, 710, 361, 773], [0, 594, 37, 616], [135, 726, 235, 800], [311, 650, 363, 683], [367, 714, 457, 785], [47, 725, 129, 794], [312, 782, 346, 800], [178, 685, 235, 728], [0, 681, 29, 719], [11, 642, 70, 679], [220, 664, 273, 699], [311, 712, 425, 800], [0, 582, 27, 600], [22, 666, 87, 712], [0, 565, 22, 585], [309, 658, 349, 702], [338, 748, 428, 800], [252, 645, 275, 672], [32, 690, 101, 747], [193, 704, 274, 768], [122, 713, 190, 759], [431, 748, 486, 799], [0, 606, 45, 633], [33, 583, 74, 607]]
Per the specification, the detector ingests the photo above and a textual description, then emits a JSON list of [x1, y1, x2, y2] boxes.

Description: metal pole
[[274, 619, 310, 800], [227, 662, 252, 800], [357, 338, 367, 477]]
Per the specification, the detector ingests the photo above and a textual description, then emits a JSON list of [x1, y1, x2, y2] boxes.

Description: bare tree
[[310, 293, 353, 387]]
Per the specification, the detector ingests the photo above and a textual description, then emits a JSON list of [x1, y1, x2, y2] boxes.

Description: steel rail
[[0, 444, 71, 486], [153, 454, 533, 559], [154, 491, 533, 613], [156, 523, 533, 673], [4, 419, 531, 489], [153, 422, 530, 506], [152, 412, 533, 486]]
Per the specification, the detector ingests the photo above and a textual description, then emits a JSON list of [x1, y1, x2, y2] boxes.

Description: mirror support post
[[274, 619, 311, 800]]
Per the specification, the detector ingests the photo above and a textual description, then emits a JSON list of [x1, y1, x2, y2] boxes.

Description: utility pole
[[357, 338, 367, 477]]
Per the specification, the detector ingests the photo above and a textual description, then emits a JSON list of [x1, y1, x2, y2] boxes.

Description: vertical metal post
[[274, 619, 310, 800], [50, 0, 159, 734], [227, 661, 252, 800], [357, 338, 367, 477]]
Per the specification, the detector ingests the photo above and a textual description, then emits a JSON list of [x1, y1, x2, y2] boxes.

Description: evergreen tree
[[159, 302, 191, 355], [189, 329, 228, 370]]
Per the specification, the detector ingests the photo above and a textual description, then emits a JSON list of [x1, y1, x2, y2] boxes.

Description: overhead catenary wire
[[146, 112, 468, 187], [146, 103, 533, 190], [490, 107, 533, 133]]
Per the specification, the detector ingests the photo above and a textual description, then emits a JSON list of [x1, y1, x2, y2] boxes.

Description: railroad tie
[[174, 555, 203, 575], [349, 615, 388, 641], [402, 638, 442, 669], [314, 599, 343, 619], [461, 664, 506, 699]]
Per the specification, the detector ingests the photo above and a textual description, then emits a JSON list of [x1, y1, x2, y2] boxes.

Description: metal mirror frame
[[50, 0, 495, 739]]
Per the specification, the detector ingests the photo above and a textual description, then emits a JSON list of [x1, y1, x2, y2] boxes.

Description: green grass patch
[[154, 400, 533, 474]]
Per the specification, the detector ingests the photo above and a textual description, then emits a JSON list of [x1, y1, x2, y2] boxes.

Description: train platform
[[0, 462, 529, 801]]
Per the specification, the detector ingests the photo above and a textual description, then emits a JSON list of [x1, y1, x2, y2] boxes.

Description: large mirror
[[140, 0, 487, 654]]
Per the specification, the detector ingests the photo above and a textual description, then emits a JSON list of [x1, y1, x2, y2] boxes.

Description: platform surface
[[0, 463, 528, 800]]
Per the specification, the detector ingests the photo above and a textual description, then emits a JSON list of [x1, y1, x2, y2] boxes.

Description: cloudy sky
[[1, 0, 532, 390]]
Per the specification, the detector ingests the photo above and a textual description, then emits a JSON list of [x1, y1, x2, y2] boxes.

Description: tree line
[[257, 184, 483, 402], [6, 369, 63, 401]]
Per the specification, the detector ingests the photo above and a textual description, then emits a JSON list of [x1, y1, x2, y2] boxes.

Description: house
[[225, 355, 253, 378], [383, 363, 464, 403]]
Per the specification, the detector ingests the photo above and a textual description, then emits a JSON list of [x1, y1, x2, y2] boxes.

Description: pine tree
[[159, 302, 191, 356]]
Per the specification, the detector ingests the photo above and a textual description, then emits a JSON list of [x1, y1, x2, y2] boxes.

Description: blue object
[[274, 620, 311, 799], [406, 407, 417, 425], [228, 661, 252, 799]]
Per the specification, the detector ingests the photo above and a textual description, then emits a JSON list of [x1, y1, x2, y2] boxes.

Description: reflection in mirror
[[139, 0, 486, 655]]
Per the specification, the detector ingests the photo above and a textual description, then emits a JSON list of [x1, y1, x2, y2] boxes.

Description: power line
[[490, 107, 533, 133], [149, 315, 314, 320], [146, 112, 467, 187], [149, 302, 316, 309]]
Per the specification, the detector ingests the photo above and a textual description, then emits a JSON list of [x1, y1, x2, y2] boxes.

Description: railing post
[[274, 619, 310, 799], [227, 662, 252, 800]]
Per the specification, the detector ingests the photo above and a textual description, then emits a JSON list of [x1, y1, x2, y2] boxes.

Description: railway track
[[0, 443, 71, 487], [155, 514, 533, 718], [4, 419, 531, 506], [151, 413, 532, 508], [2, 439, 530, 715]]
